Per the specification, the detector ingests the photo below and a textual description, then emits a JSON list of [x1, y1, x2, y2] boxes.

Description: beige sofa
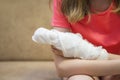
[[0, 61, 60, 80], [0, 0, 60, 80]]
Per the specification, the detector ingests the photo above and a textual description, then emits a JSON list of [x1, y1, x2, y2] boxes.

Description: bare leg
[[101, 75, 120, 80], [101, 76, 112, 80], [63, 75, 99, 80]]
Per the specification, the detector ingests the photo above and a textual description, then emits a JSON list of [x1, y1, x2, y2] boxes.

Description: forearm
[[59, 59, 120, 77], [53, 54, 120, 77], [109, 53, 120, 60]]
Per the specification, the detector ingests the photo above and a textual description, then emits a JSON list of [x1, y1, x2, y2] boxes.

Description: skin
[[90, 0, 112, 13], [51, 0, 120, 80]]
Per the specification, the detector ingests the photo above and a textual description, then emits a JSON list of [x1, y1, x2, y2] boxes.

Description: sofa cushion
[[0, 61, 61, 80]]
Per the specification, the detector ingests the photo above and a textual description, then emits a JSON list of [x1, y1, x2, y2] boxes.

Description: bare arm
[[53, 53, 120, 77], [53, 27, 70, 32], [52, 27, 120, 77], [109, 53, 120, 60]]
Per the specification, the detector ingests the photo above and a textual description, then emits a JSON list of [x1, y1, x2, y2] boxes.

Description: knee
[[68, 75, 94, 80]]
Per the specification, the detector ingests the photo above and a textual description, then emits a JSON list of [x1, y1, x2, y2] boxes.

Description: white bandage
[[32, 27, 108, 60]]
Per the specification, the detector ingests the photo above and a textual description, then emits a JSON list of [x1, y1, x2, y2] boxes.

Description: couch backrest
[[0, 0, 53, 61]]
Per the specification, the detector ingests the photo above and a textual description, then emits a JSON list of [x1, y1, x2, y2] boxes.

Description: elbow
[[53, 54, 72, 77], [56, 62, 71, 77]]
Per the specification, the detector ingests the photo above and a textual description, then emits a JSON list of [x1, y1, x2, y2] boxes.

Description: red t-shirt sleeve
[[51, 0, 71, 28]]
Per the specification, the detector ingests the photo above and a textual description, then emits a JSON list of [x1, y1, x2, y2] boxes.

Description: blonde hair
[[50, 0, 120, 23], [61, 0, 90, 23], [113, 0, 120, 13]]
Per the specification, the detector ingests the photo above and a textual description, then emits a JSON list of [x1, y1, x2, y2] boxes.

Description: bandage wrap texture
[[32, 27, 108, 60]]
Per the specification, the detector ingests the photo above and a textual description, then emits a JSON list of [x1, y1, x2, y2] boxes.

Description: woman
[[50, 0, 120, 80]]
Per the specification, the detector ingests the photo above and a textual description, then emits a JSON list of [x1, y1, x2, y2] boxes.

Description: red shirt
[[51, 0, 120, 54]]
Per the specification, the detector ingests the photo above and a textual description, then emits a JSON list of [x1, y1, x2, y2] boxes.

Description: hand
[[51, 45, 64, 56]]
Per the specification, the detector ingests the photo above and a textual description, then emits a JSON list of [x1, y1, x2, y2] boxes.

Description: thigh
[[101, 75, 120, 80], [63, 75, 99, 80], [111, 75, 120, 80]]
